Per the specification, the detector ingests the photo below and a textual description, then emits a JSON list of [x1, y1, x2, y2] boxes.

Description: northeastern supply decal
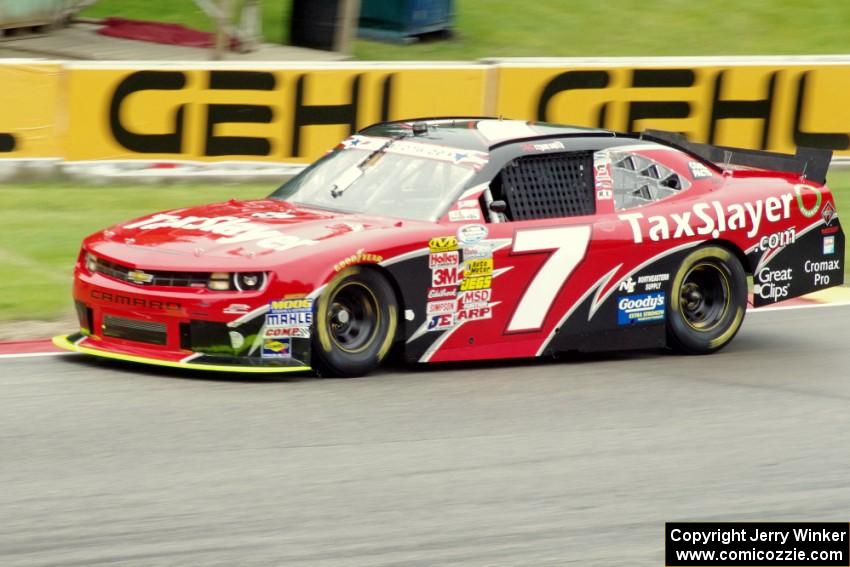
[[617, 292, 665, 325]]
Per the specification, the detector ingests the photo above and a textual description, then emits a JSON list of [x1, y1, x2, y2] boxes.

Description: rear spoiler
[[641, 129, 832, 185]]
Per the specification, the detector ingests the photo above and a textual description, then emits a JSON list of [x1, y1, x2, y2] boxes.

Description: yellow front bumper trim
[[52, 335, 311, 374]]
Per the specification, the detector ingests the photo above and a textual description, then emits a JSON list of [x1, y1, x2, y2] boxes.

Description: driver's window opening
[[486, 151, 596, 222], [610, 151, 689, 211]]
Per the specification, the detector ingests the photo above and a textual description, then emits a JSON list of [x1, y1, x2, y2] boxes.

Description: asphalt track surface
[[2, 306, 850, 566]]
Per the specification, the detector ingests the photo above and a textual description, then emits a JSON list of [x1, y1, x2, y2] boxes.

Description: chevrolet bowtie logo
[[127, 270, 154, 284]]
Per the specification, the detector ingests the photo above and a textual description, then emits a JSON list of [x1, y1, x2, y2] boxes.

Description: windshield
[[269, 136, 483, 221]]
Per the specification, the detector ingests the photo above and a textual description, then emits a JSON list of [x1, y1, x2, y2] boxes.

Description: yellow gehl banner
[[64, 64, 490, 163], [4, 60, 850, 163], [0, 63, 62, 158], [496, 63, 850, 157]]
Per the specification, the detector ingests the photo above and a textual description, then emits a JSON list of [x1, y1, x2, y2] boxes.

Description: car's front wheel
[[312, 267, 399, 377], [667, 245, 747, 355]]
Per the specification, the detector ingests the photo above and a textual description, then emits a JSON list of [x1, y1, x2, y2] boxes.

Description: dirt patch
[[0, 315, 77, 341]]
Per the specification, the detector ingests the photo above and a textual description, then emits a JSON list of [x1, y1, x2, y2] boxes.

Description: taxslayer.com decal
[[123, 213, 318, 252]]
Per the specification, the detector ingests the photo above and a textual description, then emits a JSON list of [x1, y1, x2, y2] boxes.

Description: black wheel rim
[[679, 262, 730, 332], [327, 282, 379, 353]]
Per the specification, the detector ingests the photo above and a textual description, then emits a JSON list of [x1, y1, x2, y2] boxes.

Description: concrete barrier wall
[[2, 57, 850, 171]]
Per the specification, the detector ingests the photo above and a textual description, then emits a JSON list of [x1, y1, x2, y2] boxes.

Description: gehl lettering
[[108, 70, 397, 158], [536, 68, 849, 151]]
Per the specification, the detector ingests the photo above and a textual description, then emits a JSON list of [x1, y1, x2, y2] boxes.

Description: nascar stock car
[[54, 118, 843, 377]]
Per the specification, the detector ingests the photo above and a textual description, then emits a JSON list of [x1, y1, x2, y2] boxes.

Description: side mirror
[[489, 200, 507, 214]]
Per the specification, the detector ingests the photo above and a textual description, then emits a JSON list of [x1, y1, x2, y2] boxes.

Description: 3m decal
[[432, 265, 460, 287], [617, 293, 665, 325], [507, 225, 591, 332], [619, 193, 795, 243], [123, 213, 318, 252]]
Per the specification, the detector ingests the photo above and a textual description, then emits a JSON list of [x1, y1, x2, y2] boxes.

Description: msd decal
[[123, 213, 318, 252]]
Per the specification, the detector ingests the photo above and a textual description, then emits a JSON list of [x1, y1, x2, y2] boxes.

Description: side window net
[[610, 151, 689, 211], [500, 151, 595, 221]]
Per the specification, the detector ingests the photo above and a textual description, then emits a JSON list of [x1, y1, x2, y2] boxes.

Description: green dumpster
[[359, 0, 454, 42]]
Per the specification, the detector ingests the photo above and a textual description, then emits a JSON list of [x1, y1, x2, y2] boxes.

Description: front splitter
[[52, 334, 312, 374]]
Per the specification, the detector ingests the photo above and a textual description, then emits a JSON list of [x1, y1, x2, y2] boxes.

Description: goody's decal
[[617, 293, 666, 325]]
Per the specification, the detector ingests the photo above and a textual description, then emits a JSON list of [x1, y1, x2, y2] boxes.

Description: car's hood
[[86, 199, 411, 269]]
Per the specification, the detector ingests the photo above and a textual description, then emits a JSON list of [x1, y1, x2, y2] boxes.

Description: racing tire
[[312, 267, 399, 378], [667, 245, 747, 355]]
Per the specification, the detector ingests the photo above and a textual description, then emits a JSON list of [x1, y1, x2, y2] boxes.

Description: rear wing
[[641, 129, 832, 185]]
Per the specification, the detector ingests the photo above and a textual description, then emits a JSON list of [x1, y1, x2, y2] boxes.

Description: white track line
[[0, 351, 69, 359]]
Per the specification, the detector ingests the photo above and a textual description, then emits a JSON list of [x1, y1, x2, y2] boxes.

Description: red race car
[[55, 118, 844, 377]]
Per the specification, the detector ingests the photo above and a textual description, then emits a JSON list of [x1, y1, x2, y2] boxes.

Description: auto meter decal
[[123, 213, 318, 252]]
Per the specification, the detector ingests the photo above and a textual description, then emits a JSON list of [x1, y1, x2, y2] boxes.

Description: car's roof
[[358, 118, 654, 153]]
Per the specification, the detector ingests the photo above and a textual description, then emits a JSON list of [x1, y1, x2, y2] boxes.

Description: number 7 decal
[[507, 225, 592, 332]]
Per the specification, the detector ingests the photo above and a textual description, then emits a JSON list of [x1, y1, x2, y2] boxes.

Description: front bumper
[[53, 333, 311, 373], [66, 268, 314, 373]]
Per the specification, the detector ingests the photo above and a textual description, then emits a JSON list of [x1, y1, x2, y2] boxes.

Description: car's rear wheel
[[312, 267, 398, 377], [667, 245, 747, 355]]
